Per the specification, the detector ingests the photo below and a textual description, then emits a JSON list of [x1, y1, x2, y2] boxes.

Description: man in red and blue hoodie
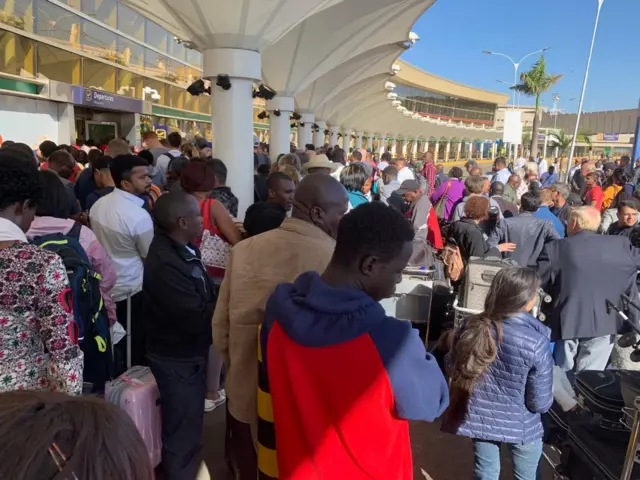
[[258, 202, 449, 479]]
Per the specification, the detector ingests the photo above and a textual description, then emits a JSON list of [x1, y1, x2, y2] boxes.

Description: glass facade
[[0, 0, 209, 116], [395, 84, 496, 124]]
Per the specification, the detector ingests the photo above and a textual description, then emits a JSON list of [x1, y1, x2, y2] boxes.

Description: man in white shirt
[[155, 131, 183, 178], [90, 154, 154, 367], [395, 157, 415, 184], [537, 156, 548, 177], [515, 156, 527, 170], [491, 157, 511, 185]]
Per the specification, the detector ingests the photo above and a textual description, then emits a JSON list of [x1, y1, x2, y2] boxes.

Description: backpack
[[441, 242, 464, 282], [31, 223, 113, 391]]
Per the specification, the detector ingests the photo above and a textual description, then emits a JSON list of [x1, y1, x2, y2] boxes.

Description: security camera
[[391, 64, 401, 73], [386, 92, 398, 100], [187, 79, 207, 96], [151, 92, 161, 101], [216, 74, 231, 91], [253, 84, 277, 100], [409, 32, 420, 43], [384, 81, 396, 91], [291, 112, 301, 121], [391, 100, 401, 107]]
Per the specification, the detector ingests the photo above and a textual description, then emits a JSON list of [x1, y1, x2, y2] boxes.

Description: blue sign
[[71, 86, 143, 113], [633, 99, 640, 162]]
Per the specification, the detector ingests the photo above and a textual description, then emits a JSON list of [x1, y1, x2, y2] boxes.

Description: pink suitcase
[[105, 366, 162, 467]]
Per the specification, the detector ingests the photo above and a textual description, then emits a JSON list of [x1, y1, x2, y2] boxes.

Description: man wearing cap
[[397, 179, 435, 266], [303, 154, 339, 175], [195, 137, 212, 160]]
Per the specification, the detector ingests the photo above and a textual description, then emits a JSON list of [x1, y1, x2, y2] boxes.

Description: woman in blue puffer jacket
[[443, 266, 553, 480]]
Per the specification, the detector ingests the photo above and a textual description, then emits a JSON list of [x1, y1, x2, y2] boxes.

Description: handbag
[[199, 199, 230, 270], [434, 181, 452, 219]]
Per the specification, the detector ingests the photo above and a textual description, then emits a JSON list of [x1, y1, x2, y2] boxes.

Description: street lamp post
[[567, 0, 605, 179], [484, 47, 550, 160]]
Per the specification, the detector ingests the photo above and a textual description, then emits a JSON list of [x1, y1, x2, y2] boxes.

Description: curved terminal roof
[[121, 0, 508, 139]]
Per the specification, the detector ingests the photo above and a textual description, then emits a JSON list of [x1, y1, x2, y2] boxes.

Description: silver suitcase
[[461, 257, 515, 312]]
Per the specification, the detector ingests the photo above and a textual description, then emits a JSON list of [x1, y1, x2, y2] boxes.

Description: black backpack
[[31, 223, 114, 392]]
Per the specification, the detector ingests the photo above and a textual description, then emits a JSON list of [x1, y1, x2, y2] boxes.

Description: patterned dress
[[0, 243, 83, 395]]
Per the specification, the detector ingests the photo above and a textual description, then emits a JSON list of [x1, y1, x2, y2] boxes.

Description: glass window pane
[[116, 37, 144, 74], [144, 19, 167, 52], [83, 57, 116, 92], [140, 78, 166, 105], [167, 38, 186, 63], [116, 69, 142, 98], [167, 85, 185, 110], [185, 48, 202, 68], [81, 0, 116, 27], [0, 32, 35, 75], [0, 0, 34, 32], [35, 0, 82, 47], [37, 42, 81, 84], [81, 21, 117, 62], [116, 3, 143, 41], [144, 48, 167, 80]]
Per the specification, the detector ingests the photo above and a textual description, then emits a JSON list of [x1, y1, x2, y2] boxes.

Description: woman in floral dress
[[0, 150, 83, 395]]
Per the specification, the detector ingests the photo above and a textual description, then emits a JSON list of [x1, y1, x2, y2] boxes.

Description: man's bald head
[[153, 192, 200, 239], [292, 174, 349, 239], [490, 181, 504, 196], [508, 174, 521, 187], [469, 167, 483, 177]]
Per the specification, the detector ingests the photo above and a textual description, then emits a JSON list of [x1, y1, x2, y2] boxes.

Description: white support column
[[434, 142, 440, 161], [456, 142, 462, 161], [467, 143, 472, 160], [329, 126, 340, 147], [298, 113, 314, 148], [445, 142, 451, 162], [412, 139, 419, 158], [314, 120, 326, 148], [390, 137, 398, 157], [342, 127, 351, 152], [379, 134, 387, 156], [355, 131, 364, 149], [492, 142, 497, 159], [266, 96, 294, 159], [424, 140, 429, 154], [479, 142, 484, 160], [543, 131, 549, 160], [204, 48, 260, 221]]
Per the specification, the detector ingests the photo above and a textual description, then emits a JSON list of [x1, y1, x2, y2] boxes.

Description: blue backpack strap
[[68, 222, 82, 241]]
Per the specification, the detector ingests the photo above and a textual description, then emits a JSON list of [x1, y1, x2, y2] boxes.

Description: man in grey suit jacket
[[537, 206, 640, 373], [489, 192, 560, 268]]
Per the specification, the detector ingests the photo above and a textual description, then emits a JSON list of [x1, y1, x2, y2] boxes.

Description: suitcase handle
[[481, 272, 496, 283]]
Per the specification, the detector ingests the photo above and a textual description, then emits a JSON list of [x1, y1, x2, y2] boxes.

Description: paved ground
[[198, 406, 554, 479]]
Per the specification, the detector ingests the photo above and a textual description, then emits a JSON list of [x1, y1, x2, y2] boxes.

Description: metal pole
[[567, 0, 604, 178]]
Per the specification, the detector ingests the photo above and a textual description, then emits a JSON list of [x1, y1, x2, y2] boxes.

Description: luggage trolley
[[380, 267, 436, 345]]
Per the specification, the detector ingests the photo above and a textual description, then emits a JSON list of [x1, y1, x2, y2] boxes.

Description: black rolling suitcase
[[559, 424, 640, 480], [575, 371, 629, 435]]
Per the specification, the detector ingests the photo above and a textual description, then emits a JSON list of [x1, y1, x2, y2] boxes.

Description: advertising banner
[[503, 110, 523, 144], [597, 133, 620, 142]]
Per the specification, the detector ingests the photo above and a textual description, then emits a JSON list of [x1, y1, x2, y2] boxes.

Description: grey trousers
[[554, 335, 615, 373]]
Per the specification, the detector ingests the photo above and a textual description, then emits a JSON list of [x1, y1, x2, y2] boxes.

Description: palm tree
[[549, 130, 572, 156], [512, 56, 563, 159]]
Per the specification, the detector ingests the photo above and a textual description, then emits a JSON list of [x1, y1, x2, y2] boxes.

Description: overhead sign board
[[71, 86, 143, 113]]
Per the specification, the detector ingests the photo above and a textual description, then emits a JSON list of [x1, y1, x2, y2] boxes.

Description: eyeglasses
[[49, 442, 78, 480]]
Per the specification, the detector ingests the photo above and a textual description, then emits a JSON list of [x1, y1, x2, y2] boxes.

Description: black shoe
[[565, 406, 602, 426]]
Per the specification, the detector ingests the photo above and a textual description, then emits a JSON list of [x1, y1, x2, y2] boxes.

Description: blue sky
[[401, 0, 638, 113]]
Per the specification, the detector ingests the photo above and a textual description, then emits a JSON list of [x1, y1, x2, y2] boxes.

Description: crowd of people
[[0, 130, 640, 480]]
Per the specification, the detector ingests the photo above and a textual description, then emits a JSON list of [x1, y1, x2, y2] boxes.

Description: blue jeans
[[473, 439, 542, 480]]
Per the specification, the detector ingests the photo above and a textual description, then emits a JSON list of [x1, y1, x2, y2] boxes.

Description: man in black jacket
[[143, 192, 216, 480]]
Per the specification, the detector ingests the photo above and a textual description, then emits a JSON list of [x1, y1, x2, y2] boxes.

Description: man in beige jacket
[[213, 174, 349, 479]]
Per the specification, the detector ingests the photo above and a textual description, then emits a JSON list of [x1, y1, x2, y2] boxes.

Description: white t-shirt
[[156, 149, 182, 177], [537, 158, 548, 175], [397, 166, 415, 184], [90, 188, 154, 301]]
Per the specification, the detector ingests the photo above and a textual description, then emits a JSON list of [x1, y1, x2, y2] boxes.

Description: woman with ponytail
[[443, 267, 553, 480]]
